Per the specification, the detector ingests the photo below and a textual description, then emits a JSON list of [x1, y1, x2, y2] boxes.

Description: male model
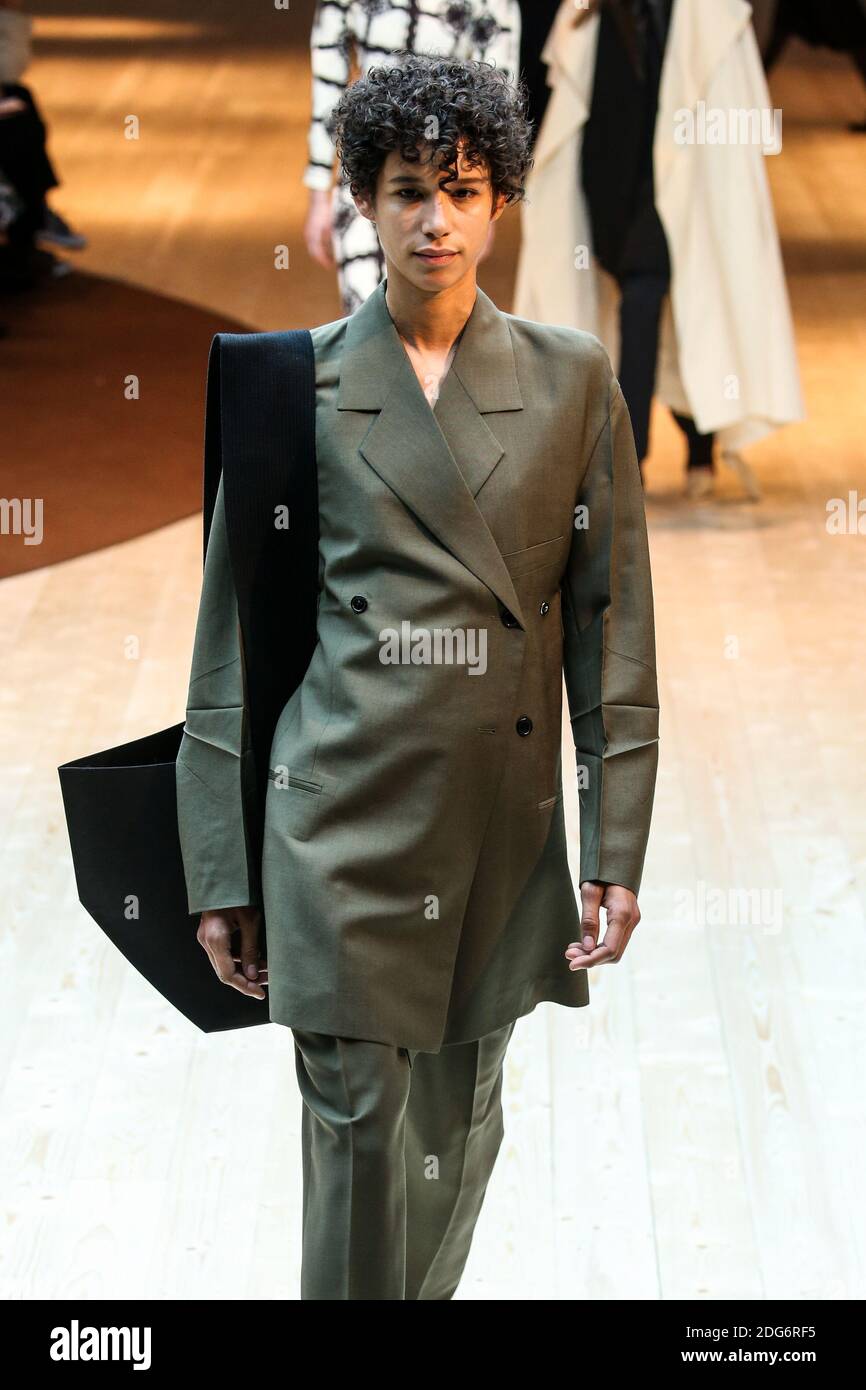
[[302, 0, 521, 313], [176, 54, 659, 1300]]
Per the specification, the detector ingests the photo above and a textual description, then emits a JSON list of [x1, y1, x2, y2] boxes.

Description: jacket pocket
[[266, 766, 338, 842], [538, 789, 566, 857], [502, 534, 566, 578]]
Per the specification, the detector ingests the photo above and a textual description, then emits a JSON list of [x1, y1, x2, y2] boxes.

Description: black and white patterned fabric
[[305, 0, 521, 313]]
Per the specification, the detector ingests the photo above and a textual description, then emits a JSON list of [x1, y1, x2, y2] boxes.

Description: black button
[[501, 607, 519, 628], [350, 594, 367, 613], [515, 715, 533, 736], [539, 600, 550, 616]]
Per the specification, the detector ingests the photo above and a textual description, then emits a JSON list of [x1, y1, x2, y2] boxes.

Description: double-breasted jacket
[[175, 278, 660, 1052]]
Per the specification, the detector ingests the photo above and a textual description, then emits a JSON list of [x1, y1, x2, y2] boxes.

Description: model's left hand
[[565, 880, 640, 969]]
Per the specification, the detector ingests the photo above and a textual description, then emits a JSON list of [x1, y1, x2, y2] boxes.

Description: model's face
[[354, 141, 506, 290]]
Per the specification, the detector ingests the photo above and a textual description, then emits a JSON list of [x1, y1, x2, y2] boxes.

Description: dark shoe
[[38, 207, 88, 251]]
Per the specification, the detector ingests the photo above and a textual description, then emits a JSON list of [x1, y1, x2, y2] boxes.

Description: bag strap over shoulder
[[201, 329, 319, 874]]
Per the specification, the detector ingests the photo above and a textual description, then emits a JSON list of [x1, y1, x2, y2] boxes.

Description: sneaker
[[38, 207, 88, 251], [720, 448, 761, 501], [684, 465, 714, 499]]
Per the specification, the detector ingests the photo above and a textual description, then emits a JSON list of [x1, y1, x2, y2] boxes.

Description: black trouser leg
[[617, 271, 669, 465], [672, 410, 715, 470], [0, 81, 59, 279], [0, 82, 59, 198]]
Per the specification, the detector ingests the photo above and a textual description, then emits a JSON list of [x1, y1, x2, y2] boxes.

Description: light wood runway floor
[[1, 4, 864, 1298]]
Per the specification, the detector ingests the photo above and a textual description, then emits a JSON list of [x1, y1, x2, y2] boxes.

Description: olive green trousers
[[291, 1020, 516, 1300]]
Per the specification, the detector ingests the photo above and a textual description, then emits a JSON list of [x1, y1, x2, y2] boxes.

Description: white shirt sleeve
[[304, 0, 355, 192]]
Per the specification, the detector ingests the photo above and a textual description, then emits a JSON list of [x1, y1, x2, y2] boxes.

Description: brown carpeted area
[[0, 0, 527, 581], [0, 268, 250, 577]]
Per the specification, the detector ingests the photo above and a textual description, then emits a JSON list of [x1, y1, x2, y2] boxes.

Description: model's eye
[[452, 189, 479, 200]]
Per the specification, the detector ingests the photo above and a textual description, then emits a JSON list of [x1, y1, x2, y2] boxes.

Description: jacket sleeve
[[560, 369, 660, 897], [175, 471, 262, 914]]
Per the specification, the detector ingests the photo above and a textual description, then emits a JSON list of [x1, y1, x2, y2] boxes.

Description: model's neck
[[384, 266, 478, 354]]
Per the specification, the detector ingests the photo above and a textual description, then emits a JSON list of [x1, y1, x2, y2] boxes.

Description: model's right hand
[[197, 905, 268, 1000], [304, 188, 336, 268], [564, 881, 640, 970]]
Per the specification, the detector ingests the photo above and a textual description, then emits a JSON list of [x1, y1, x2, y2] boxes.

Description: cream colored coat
[[514, 0, 805, 452]]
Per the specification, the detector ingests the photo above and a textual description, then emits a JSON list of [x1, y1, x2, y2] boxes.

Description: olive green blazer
[[175, 278, 659, 1053]]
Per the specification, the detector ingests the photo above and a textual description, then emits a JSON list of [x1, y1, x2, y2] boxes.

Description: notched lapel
[[337, 280, 528, 629], [432, 366, 503, 498]]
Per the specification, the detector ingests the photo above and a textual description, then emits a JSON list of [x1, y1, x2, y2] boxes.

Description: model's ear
[[353, 189, 376, 224], [490, 190, 508, 224]]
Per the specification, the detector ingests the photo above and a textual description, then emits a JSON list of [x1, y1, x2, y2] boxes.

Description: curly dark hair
[[326, 53, 534, 205]]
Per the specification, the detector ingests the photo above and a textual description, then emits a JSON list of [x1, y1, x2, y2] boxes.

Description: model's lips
[[415, 249, 458, 262]]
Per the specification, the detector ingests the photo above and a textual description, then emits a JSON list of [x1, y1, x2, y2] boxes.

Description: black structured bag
[[57, 329, 318, 1032]]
